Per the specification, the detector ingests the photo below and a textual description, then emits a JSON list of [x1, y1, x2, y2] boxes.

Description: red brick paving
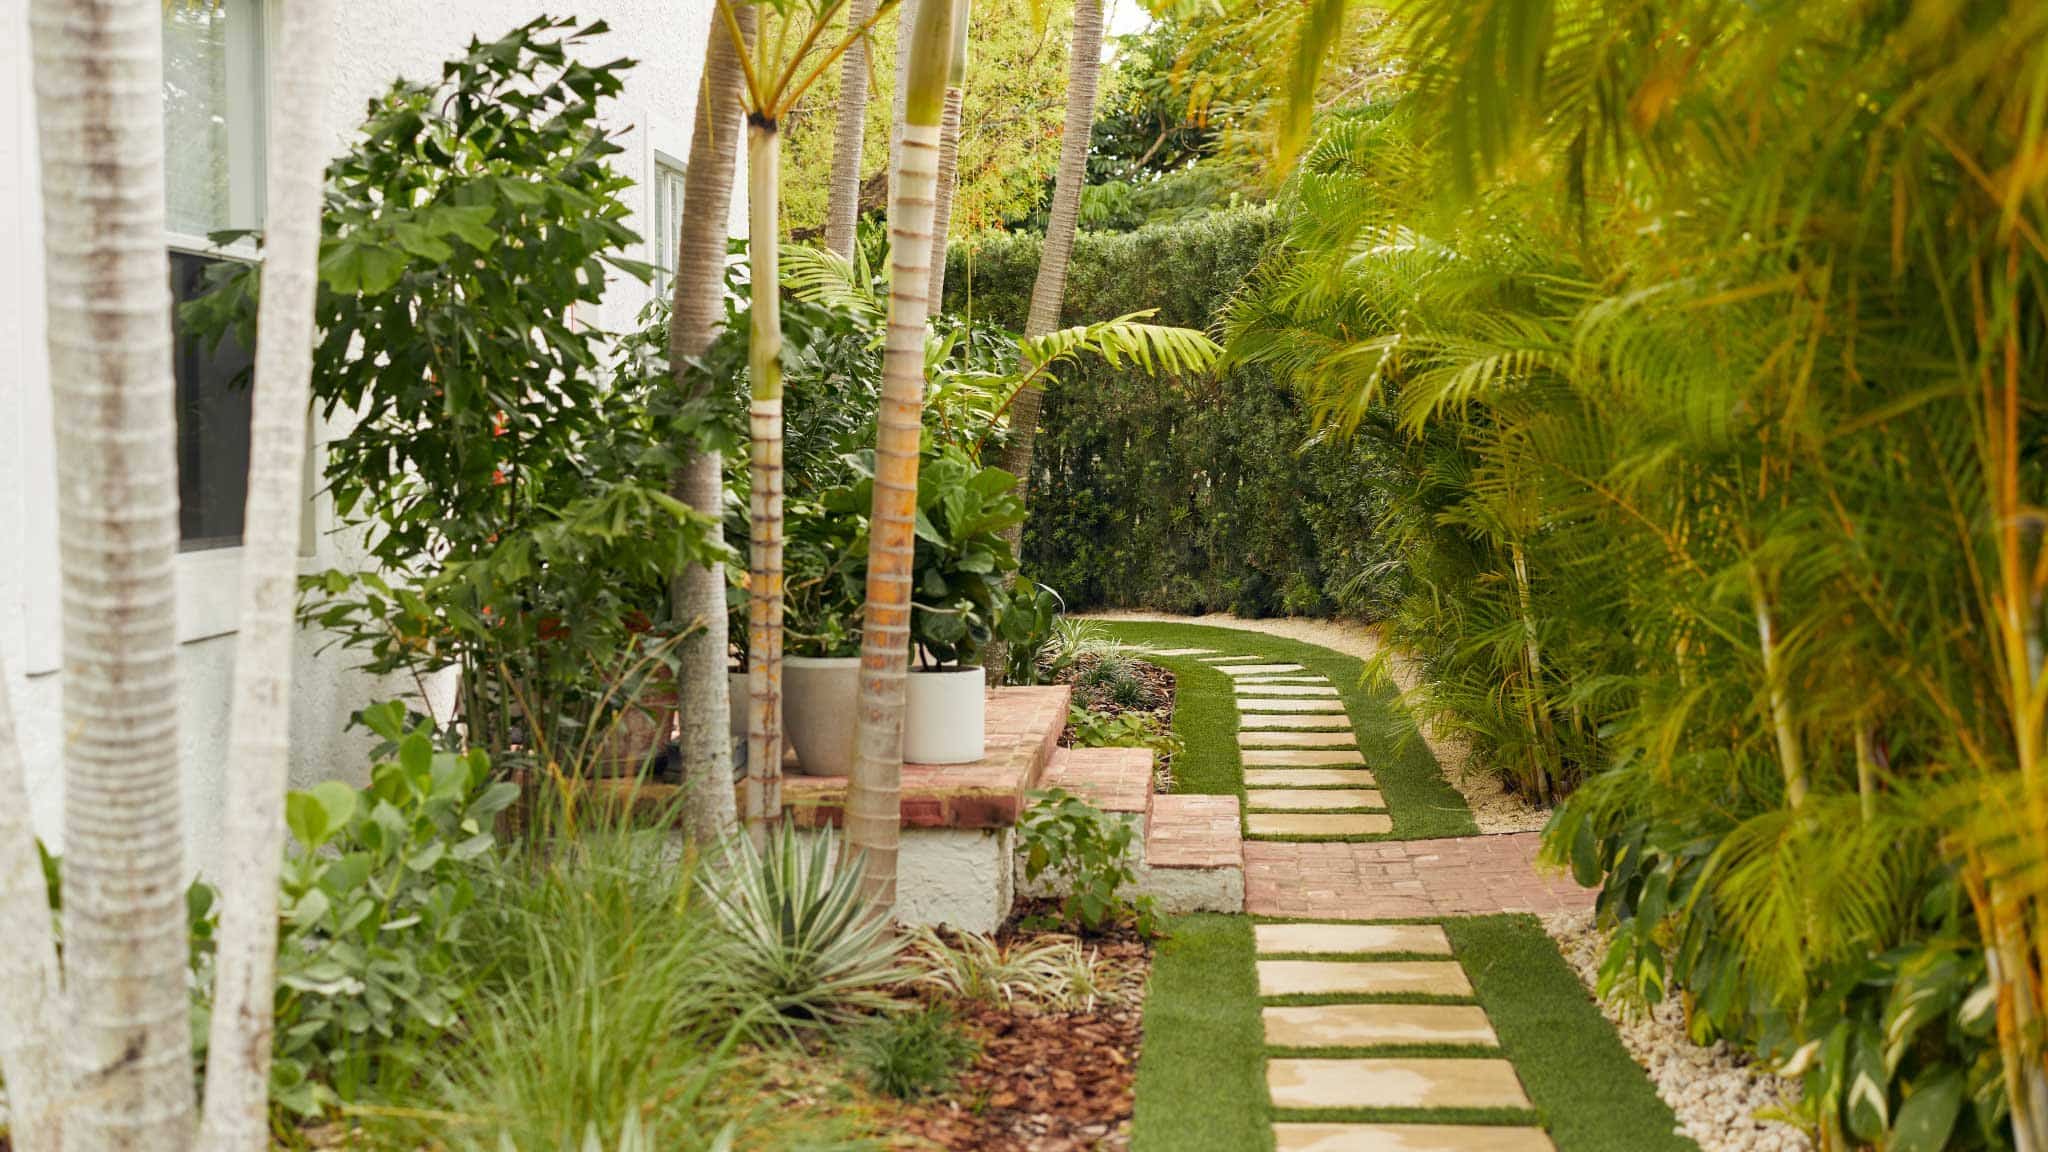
[[1042, 747, 1153, 815], [1148, 794, 1244, 869], [1245, 832, 1595, 919]]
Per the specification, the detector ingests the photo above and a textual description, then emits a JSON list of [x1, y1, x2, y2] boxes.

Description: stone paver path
[[1258, 923, 1555, 1151]]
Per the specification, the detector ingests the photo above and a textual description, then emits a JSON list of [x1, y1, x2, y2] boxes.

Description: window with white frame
[[651, 152, 687, 299], [163, 0, 266, 552]]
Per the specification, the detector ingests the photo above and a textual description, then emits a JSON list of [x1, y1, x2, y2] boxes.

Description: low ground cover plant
[[845, 1004, 981, 1101], [1018, 789, 1159, 937]]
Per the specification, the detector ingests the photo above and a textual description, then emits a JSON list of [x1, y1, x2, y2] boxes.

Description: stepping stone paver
[[1259, 959, 1473, 997], [1273, 1124, 1554, 1152], [1237, 698, 1350, 714], [1144, 647, 1217, 657], [1237, 684, 1342, 697], [1222, 663, 1310, 676], [1202, 655, 1263, 663], [1264, 1003, 1498, 1048], [1241, 731, 1360, 748], [1242, 749, 1368, 767], [1241, 713, 1356, 729], [1244, 768, 1377, 787], [1267, 1058, 1531, 1111], [1247, 788, 1385, 811], [1255, 923, 1452, 955], [1236, 674, 1332, 683], [1249, 812, 1392, 836]]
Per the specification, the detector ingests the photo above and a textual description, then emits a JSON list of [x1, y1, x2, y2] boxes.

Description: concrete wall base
[[894, 825, 1017, 935]]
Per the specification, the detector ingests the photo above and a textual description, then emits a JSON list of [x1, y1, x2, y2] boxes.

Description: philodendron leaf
[[1887, 1069, 1964, 1152]]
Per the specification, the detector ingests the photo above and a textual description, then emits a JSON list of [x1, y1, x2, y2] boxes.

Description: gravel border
[[1082, 611, 1550, 833], [1543, 911, 1811, 1152]]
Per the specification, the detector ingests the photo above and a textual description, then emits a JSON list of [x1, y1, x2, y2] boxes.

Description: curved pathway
[[1120, 622, 1627, 1152]]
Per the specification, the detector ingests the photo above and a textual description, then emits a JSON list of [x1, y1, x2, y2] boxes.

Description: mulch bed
[[892, 921, 1151, 1152], [1054, 655, 1179, 793]]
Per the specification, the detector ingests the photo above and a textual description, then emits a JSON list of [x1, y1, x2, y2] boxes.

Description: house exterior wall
[[0, 0, 737, 876]]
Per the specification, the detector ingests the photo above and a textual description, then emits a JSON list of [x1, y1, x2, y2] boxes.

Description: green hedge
[[945, 207, 1392, 617]]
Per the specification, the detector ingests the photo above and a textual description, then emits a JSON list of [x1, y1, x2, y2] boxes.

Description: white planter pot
[[784, 656, 862, 776], [728, 671, 749, 741], [905, 668, 987, 765]]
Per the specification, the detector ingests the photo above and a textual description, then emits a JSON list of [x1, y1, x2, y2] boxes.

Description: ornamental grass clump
[[377, 828, 759, 1152], [701, 819, 911, 1027]]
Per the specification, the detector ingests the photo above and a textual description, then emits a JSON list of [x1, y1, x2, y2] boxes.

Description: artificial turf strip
[[1132, 915, 1273, 1152], [1107, 621, 1477, 840], [1444, 915, 1700, 1152]]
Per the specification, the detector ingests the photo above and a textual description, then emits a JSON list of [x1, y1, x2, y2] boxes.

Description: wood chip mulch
[[1054, 656, 1179, 793], [890, 933, 1150, 1152]]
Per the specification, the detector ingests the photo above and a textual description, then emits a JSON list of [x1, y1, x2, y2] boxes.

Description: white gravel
[[1543, 910, 1811, 1152], [1084, 611, 1550, 833]]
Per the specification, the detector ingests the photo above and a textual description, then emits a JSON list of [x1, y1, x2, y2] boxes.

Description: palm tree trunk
[[669, 1, 754, 845], [996, 0, 1103, 502], [887, 0, 918, 212], [0, 655, 61, 1152], [744, 109, 787, 847], [30, 0, 198, 1146], [824, 0, 875, 258], [847, 0, 956, 906], [196, 2, 335, 1147], [924, 0, 970, 310], [1748, 566, 1808, 810]]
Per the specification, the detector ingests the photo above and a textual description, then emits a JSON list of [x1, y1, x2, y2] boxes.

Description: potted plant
[[901, 447, 1028, 764], [780, 483, 870, 775], [728, 477, 871, 775]]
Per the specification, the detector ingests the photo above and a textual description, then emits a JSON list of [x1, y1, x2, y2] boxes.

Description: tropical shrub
[[186, 20, 725, 765], [1017, 789, 1158, 936], [264, 702, 517, 1113], [1204, 0, 2048, 1143], [700, 821, 911, 1027], [946, 207, 1398, 617]]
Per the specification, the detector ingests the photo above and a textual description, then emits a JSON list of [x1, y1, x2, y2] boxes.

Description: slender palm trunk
[[996, 0, 1103, 502], [744, 112, 787, 847], [31, 0, 197, 1147], [670, 1, 754, 845], [924, 0, 970, 310], [196, 2, 335, 1147], [848, 0, 956, 906], [0, 655, 61, 1152], [824, 0, 875, 257], [887, 0, 918, 212], [1747, 567, 1808, 810]]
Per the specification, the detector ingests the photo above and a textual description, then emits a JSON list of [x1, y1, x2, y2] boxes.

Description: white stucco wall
[[0, 0, 736, 876]]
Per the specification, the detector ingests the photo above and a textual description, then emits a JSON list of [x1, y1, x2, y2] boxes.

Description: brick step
[[1039, 746, 1155, 830], [1137, 793, 1245, 914]]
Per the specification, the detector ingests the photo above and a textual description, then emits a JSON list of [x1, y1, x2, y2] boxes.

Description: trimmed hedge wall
[[946, 208, 1392, 618]]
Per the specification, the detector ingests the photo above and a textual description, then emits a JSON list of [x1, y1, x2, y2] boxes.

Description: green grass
[[1445, 915, 1698, 1152], [1132, 915, 1272, 1152], [1133, 913, 1697, 1152], [1101, 621, 1476, 841]]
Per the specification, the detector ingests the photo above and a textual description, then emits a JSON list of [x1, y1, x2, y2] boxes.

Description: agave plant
[[701, 819, 911, 1027]]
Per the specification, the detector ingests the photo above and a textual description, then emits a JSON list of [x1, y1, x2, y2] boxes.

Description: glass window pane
[[171, 251, 252, 550], [162, 3, 234, 236]]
